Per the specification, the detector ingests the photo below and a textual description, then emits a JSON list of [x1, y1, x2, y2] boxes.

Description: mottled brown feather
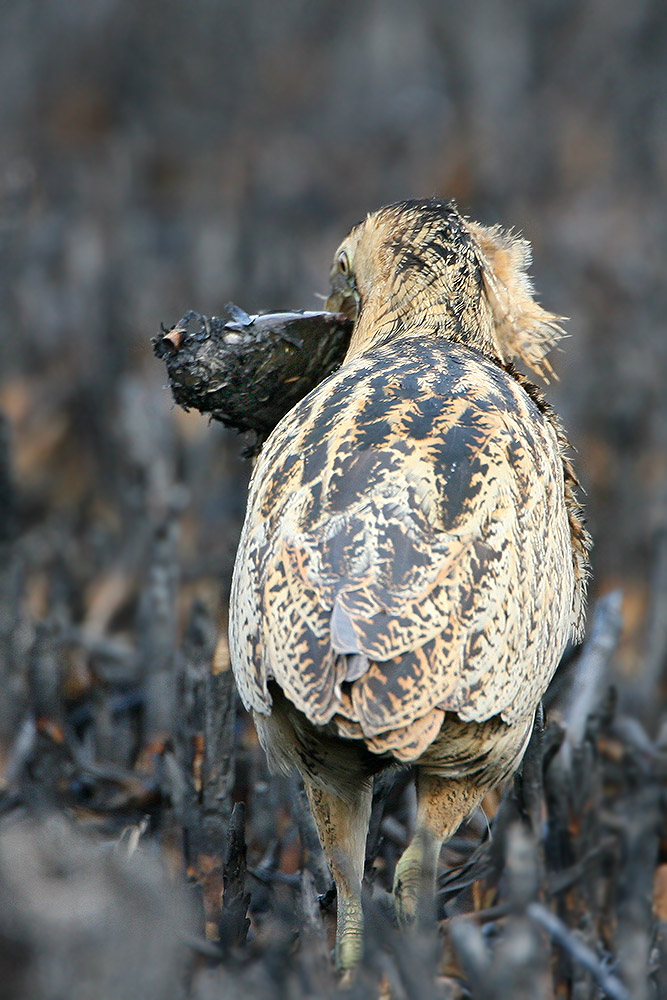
[[230, 198, 590, 785]]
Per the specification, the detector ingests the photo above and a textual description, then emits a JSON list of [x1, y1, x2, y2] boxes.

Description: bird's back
[[230, 335, 578, 764]]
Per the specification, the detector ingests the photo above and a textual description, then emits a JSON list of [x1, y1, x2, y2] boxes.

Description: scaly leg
[[393, 772, 484, 925], [302, 774, 373, 971]]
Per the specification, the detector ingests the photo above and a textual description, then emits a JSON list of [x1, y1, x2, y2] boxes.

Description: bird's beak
[[325, 275, 359, 321]]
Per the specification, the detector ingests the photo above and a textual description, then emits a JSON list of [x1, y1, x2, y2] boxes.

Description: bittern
[[229, 199, 590, 970]]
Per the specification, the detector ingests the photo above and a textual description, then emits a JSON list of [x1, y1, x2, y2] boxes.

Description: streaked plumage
[[229, 199, 590, 969]]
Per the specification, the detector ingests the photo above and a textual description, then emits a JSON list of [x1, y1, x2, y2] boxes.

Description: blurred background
[[2, 0, 666, 691], [1, 2, 666, 994]]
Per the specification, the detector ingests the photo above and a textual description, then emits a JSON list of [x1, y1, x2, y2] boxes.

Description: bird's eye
[[337, 251, 350, 276]]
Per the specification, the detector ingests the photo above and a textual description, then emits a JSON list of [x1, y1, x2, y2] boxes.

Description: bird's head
[[326, 198, 564, 378]]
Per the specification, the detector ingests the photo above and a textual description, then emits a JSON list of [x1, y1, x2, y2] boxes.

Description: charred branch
[[152, 307, 353, 449]]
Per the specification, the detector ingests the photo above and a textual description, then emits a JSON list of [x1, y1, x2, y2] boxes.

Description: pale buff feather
[[468, 220, 567, 381]]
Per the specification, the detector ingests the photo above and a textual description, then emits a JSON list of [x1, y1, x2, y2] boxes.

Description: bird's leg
[[393, 772, 484, 925], [302, 774, 373, 971]]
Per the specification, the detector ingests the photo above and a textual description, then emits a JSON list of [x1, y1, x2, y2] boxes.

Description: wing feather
[[230, 339, 575, 753]]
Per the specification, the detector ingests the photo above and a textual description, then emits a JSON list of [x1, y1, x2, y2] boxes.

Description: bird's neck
[[344, 286, 500, 363]]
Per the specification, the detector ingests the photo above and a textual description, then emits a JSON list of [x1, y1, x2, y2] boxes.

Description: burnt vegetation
[[0, 310, 665, 998], [2, 2, 667, 996]]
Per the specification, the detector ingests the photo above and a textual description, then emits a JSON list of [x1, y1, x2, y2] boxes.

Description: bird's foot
[[393, 832, 438, 926], [335, 894, 364, 971]]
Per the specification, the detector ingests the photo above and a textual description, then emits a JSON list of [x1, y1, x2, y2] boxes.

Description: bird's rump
[[231, 335, 574, 760]]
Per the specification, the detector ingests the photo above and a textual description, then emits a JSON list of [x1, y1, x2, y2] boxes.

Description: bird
[[229, 198, 590, 970]]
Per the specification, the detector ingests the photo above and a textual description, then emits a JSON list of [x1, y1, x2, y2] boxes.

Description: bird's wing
[[230, 340, 574, 751]]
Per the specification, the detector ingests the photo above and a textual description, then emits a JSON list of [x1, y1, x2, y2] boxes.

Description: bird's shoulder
[[249, 335, 556, 529]]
